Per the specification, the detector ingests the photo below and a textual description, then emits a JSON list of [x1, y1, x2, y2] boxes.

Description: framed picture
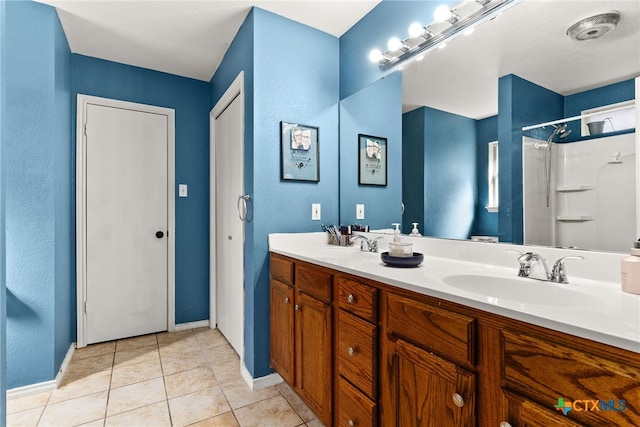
[[358, 134, 387, 186], [280, 121, 319, 182]]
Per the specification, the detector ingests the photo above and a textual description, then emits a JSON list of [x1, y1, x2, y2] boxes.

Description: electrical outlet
[[312, 203, 321, 220], [356, 204, 365, 220]]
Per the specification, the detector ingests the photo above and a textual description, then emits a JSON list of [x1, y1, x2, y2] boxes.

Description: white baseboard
[[241, 363, 283, 391], [7, 343, 75, 400], [174, 320, 210, 331]]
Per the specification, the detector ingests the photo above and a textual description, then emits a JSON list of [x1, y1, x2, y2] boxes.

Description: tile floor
[[7, 328, 323, 427]]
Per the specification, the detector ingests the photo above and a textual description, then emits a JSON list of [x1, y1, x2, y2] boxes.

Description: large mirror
[[340, 0, 640, 252]]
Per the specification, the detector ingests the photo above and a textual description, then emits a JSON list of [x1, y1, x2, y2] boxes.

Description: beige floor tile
[[113, 345, 159, 368], [168, 386, 230, 427], [159, 338, 200, 357], [210, 359, 242, 385], [186, 411, 239, 427], [164, 366, 218, 399], [156, 329, 195, 344], [115, 334, 158, 352], [276, 382, 317, 423], [6, 406, 43, 427], [7, 391, 50, 415], [64, 353, 114, 382], [220, 379, 279, 410], [203, 343, 239, 366], [233, 395, 303, 427], [106, 377, 166, 416], [194, 329, 229, 348], [160, 353, 208, 376], [75, 419, 105, 427], [38, 391, 107, 427], [73, 342, 116, 360], [110, 358, 163, 389], [105, 400, 171, 427], [49, 370, 112, 404], [305, 419, 324, 427]]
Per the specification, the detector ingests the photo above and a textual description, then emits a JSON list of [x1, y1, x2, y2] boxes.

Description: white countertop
[[269, 232, 640, 353]]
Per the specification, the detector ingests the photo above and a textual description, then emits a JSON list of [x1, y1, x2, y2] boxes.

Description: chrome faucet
[[351, 235, 382, 253], [508, 250, 584, 284]]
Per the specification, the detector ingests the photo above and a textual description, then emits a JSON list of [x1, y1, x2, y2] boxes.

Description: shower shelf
[[556, 215, 595, 222], [556, 185, 595, 192]]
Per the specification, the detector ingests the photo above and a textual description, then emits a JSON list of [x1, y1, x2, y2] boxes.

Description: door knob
[[155, 231, 164, 239]]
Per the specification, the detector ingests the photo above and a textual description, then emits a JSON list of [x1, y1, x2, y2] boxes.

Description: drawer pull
[[347, 294, 355, 303], [452, 393, 464, 408], [499, 423, 512, 427], [294, 304, 300, 311], [348, 420, 357, 427], [284, 297, 289, 303], [347, 346, 356, 356]]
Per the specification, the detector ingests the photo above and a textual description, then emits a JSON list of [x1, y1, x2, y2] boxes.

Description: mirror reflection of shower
[[535, 123, 572, 207]]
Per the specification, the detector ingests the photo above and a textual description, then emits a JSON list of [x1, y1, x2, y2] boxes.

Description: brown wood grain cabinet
[[269, 252, 640, 427]]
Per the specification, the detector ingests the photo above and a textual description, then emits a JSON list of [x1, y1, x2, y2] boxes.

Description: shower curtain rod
[[522, 104, 633, 131]]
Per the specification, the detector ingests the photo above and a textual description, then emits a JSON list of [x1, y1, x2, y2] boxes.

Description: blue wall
[[72, 55, 211, 326], [497, 74, 563, 244], [339, 0, 452, 99], [210, 7, 340, 378], [403, 106, 476, 239], [4, 1, 72, 388], [1, 0, 7, 419], [340, 72, 403, 229], [402, 109, 425, 235], [472, 115, 498, 237]]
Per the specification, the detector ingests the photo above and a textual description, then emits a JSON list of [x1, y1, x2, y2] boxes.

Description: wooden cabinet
[[269, 254, 333, 426]]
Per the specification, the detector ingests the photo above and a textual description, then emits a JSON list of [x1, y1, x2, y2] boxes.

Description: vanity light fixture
[[370, 0, 523, 70]]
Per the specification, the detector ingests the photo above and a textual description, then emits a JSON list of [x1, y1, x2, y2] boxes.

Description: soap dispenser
[[410, 222, 421, 236], [621, 240, 640, 294], [392, 223, 401, 243], [389, 223, 412, 257]]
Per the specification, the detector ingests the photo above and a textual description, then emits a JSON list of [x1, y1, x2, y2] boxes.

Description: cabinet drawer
[[386, 293, 476, 367], [338, 276, 377, 323], [338, 377, 377, 427], [502, 329, 640, 426], [270, 254, 294, 286], [338, 310, 377, 398], [296, 264, 332, 303]]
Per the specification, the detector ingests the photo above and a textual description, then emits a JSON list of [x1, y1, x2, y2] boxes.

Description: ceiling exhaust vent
[[567, 12, 620, 41]]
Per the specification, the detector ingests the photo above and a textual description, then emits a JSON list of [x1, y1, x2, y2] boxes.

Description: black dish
[[381, 252, 424, 268]]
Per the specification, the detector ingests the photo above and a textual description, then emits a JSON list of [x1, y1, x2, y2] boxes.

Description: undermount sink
[[442, 274, 600, 307]]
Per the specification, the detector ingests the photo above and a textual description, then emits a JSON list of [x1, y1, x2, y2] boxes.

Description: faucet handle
[[370, 237, 383, 252], [506, 249, 529, 277], [551, 256, 584, 284]]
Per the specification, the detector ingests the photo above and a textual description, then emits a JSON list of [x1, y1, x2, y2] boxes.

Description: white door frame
[[210, 71, 245, 358], [76, 94, 176, 348]]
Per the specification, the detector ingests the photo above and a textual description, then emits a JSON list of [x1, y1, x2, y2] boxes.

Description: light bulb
[[369, 49, 384, 63], [408, 22, 425, 38], [434, 5, 453, 22], [387, 37, 404, 51]]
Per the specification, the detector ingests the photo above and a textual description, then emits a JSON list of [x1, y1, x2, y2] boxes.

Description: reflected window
[[486, 141, 499, 213]]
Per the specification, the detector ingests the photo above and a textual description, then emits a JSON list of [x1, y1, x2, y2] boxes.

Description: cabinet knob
[[348, 346, 355, 356], [499, 423, 512, 427], [294, 304, 300, 311], [348, 420, 357, 427], [284, 297, 289, 303], [347, 294, 355, 303], [452, 393, 464, 408]]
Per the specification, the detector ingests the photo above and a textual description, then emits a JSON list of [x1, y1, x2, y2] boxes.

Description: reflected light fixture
[[370, 0, 523, 70]]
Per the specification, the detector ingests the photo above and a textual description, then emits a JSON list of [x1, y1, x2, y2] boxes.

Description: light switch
[[179, 184, 188, 198], [356, 204, 365, 220], [312, 203, 321, 221]]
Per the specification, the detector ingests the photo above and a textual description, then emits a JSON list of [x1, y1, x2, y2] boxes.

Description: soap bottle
[[410, 222, 421, 236], [392, 223, 401, 243], [621, 240, 640, 295]]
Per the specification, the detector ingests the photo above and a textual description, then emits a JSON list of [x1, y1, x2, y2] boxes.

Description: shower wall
[[523, 133, 636, 251]]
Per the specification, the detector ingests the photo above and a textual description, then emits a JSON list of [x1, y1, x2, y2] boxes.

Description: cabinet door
[[295, 291, 333, 425], [505, 391, 585, 427], [393, 339, 475, 427], [270, 279, 295, 384]]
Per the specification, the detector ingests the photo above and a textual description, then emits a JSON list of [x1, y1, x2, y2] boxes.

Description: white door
[[85, 103, 168, 344], [214, 89, 244, 356]]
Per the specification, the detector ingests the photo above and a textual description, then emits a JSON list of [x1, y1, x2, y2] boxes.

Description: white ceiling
[[37, 0, 381, 82], [35, 0, 640, 119], [402, 0, 640, 118]]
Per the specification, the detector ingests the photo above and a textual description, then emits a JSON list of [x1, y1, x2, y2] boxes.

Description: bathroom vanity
[[269, 233, 640, 426]]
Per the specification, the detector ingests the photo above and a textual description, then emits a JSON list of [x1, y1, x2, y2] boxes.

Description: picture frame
[[358, 134, 387, 186], [280, 121, 320, 182]]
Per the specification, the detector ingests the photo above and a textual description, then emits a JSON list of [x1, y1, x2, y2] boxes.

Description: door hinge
[[83, 301, 87, 314], [83, 123, 87, 136]]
